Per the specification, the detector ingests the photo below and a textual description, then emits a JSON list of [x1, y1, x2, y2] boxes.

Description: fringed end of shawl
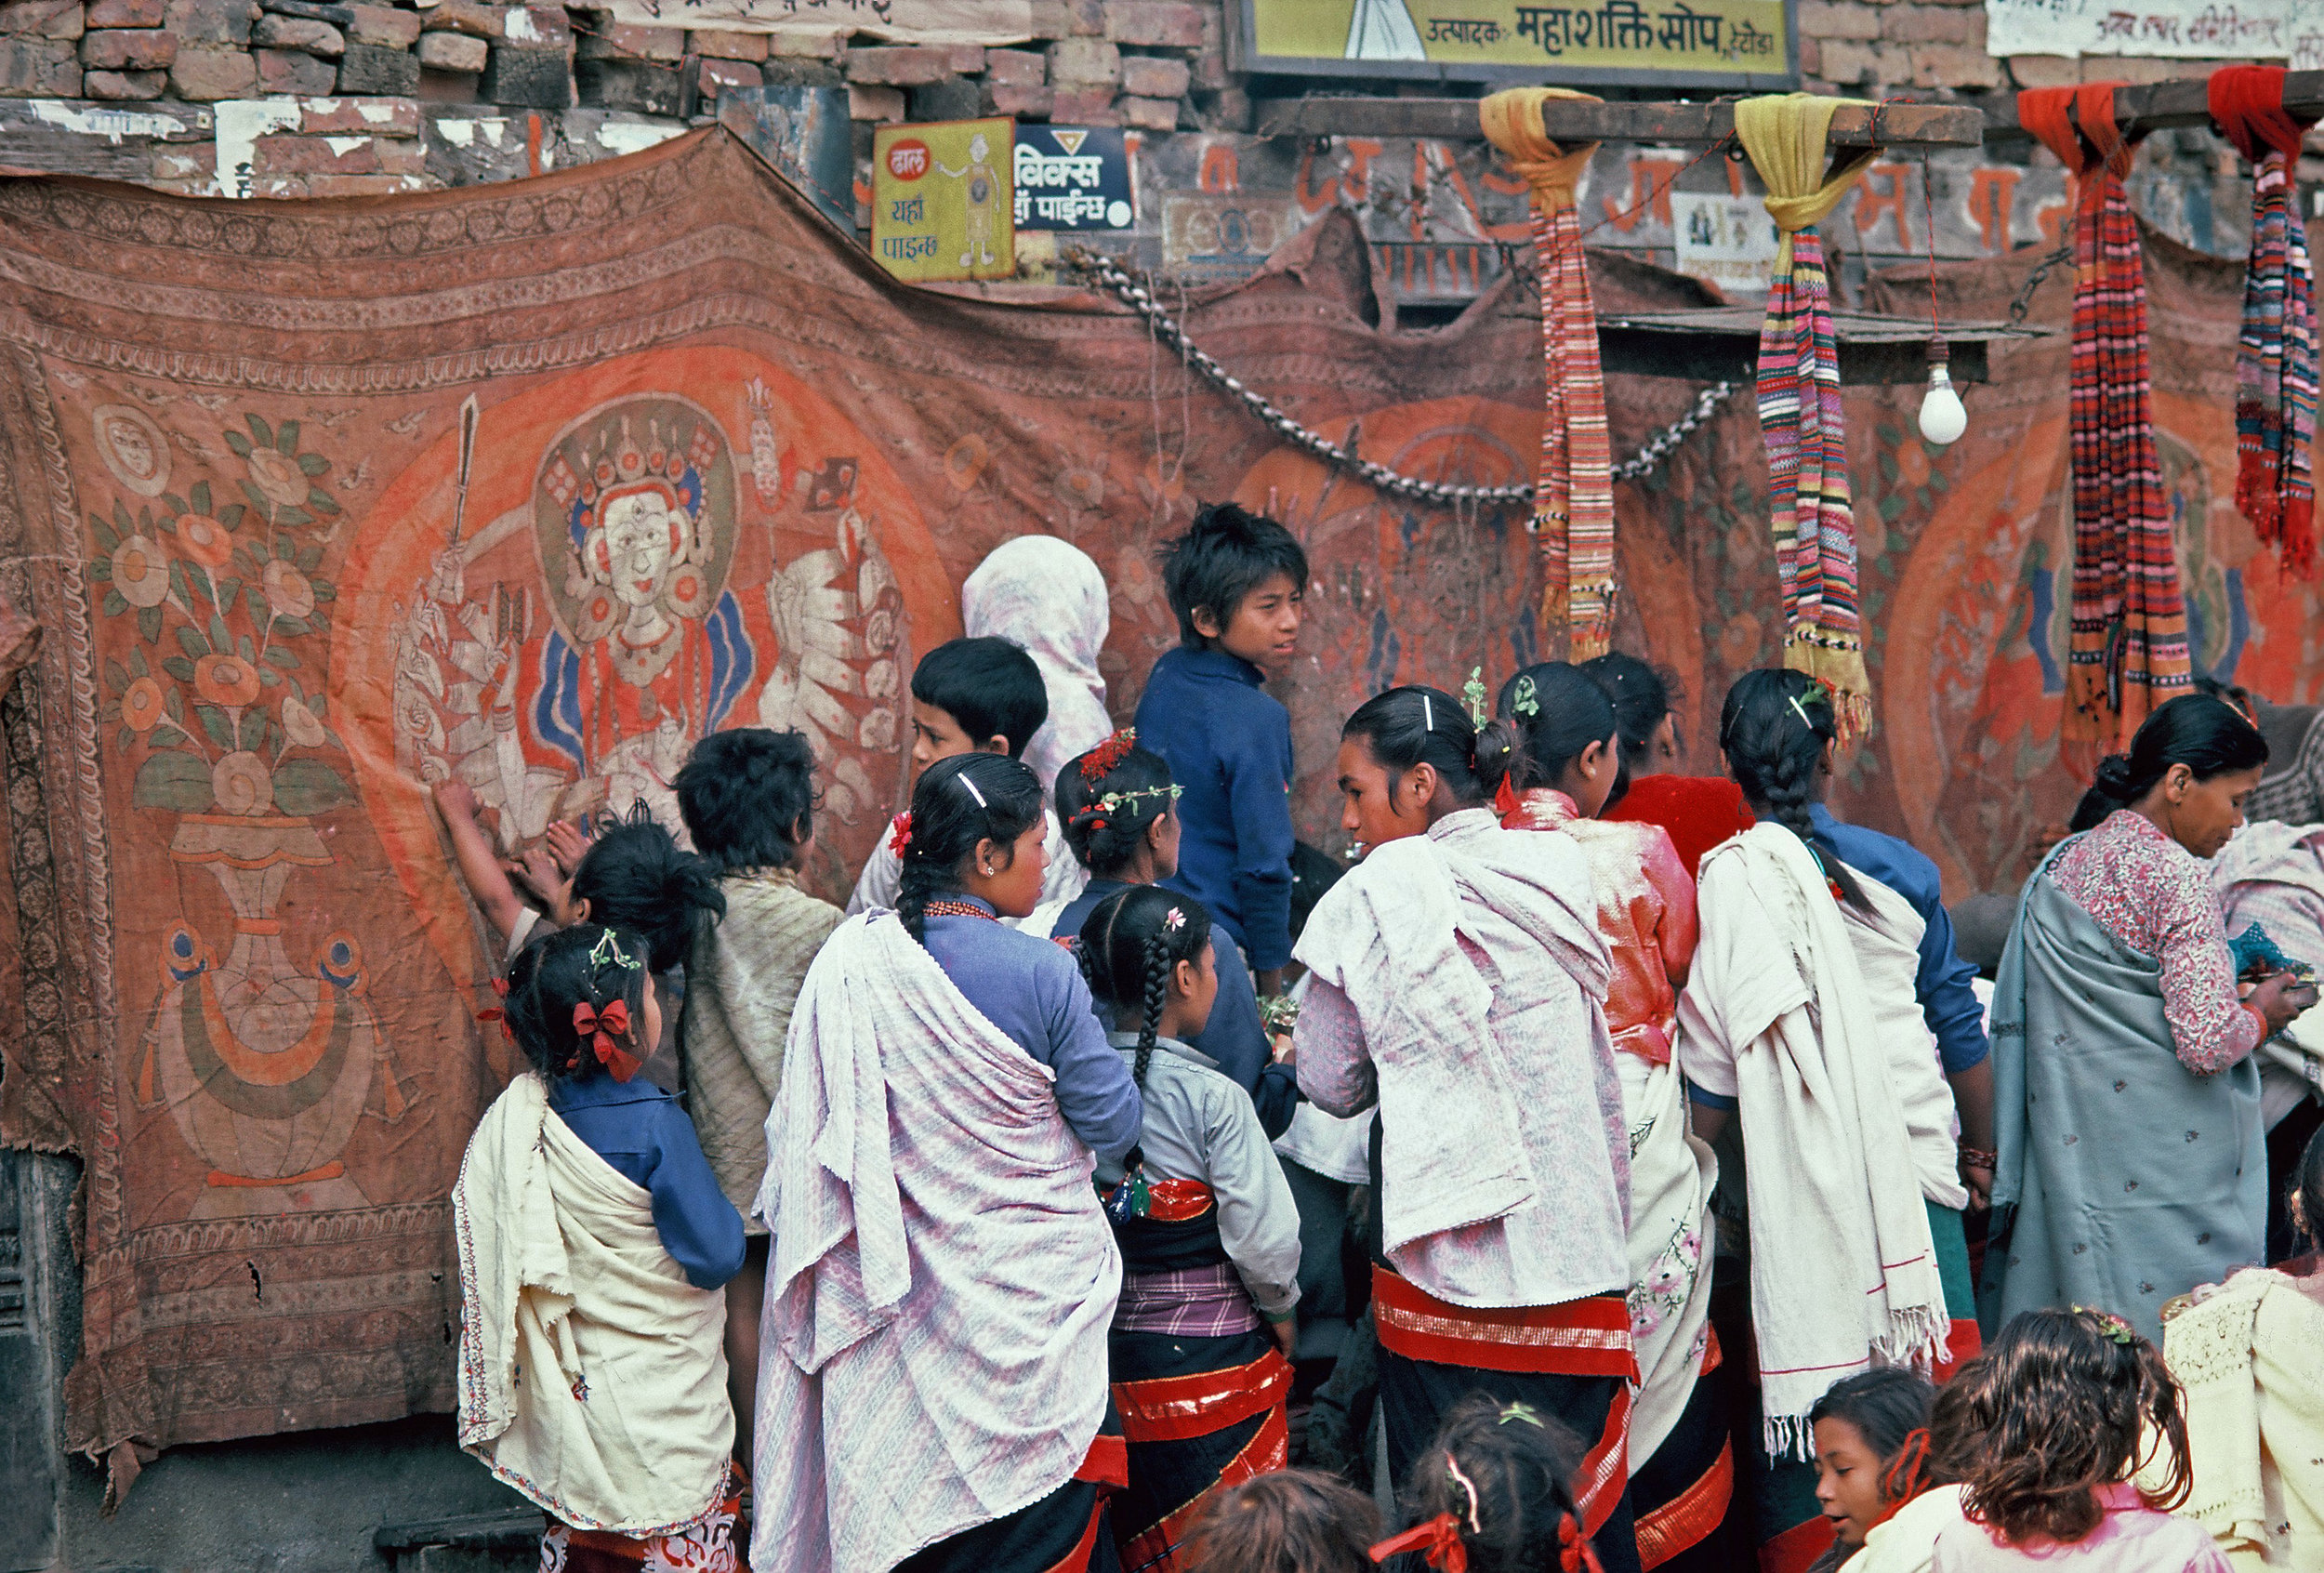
[[1876, 1303, 1951, 1377], [1763, 1411, 1815, 1463], [1781, 634, 1873, 747]]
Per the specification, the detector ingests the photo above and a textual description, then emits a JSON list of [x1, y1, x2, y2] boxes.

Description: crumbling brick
[[256, 44, 336, 89], [82, 27, 178, 68], [988, 82, 1051, 118], [1046, 36, 1119, 86], [417, 31, 486, 71], [574, 20, 680, 59], [481, 43, 570, 105], [86, 65, 166, 96], [421, 0, 503, 39], [336, 42, 419, 92], [693, 30, 767, 61], [86, 0, 167, 28], [695, 55, 759, 97], [254, 15, 346, 56], [575, 56, 682, 115], [844, 45, 953, 86], [944, 44, 984, 73], [984, 47, 1044, 86], [1799, 0, 1880, 39], [846, 81, 903, 121], [1104, 1, 1204, 47], [1883, 6, 1978, 44], [768, 29, 842, 58], [0, 1, 83, 42], [343, 2, 419, 47], [1049, 85, 1117, 123], [164, 0, 257, 47], [1024, 0, 1072, 37], [1118, 53, 1187, 99], [168, 42, 257, 94], [1118, 91, 1177, 130], [300, 95, 419, 133], [1908, 41, 2001, 87]]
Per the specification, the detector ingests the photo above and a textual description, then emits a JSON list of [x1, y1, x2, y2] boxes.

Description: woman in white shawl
[[1295, 683, 1644, 1573], [962, 534, 1114, 793], [1677, 670, 1965, 1572]]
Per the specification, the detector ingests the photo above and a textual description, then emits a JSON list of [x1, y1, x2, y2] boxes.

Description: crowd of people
[[431, 503, 2324, 1573]]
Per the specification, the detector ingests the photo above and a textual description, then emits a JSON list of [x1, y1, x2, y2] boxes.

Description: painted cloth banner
[[1983, 0, 2295, 60], [0, 131, 1724, 1468], [0, 128, 2311, 1473]]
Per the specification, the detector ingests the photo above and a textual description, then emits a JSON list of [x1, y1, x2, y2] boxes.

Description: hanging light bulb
[[1919, 339, 1967, 446]]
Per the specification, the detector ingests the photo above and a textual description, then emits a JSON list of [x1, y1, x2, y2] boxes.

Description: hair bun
[[2092, 753, 2135, 795]]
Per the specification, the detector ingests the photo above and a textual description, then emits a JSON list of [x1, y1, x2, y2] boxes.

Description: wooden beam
[[1986, 70, 2324, 138], [1594, 309, 2050, 385], [1255, 95, 1987, 147], [0, 100, 211, 182]]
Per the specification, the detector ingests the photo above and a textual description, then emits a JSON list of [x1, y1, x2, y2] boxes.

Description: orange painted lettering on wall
[[1852, 162, 1913, 250], [1968, 167, 2021, 254], [1199, 141, 1240, 193], [1601, 156, 1684, 234]]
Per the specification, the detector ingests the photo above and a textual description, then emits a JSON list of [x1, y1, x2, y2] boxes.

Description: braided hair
[[504, 922, 652, 1083], [1076, 884, 1212, 1093], [892, 752, 1045, 945], [1056, 733, 1177, 878], [1718, 668, 1869, 909], [1395, 1394, 1596, 1573], [1341, 684, 1519, 809]]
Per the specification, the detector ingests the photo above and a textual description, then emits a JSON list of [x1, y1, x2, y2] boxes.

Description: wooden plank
[[1255, 95, 1985, 147], [1595, 310, 2043, 384], [1986, 70, 2324, 137], [0, 99, 212, 182]]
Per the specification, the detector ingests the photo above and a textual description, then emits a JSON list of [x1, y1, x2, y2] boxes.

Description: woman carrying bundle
[[752, 752, 1142, 1573], [1678, 669, 1976, 1573], [1984, 694, 2311, 1343], [1497, 661, 1728, 1572], [1293, 683, 1641, 1573], [1078, 883, 1302, 1571]]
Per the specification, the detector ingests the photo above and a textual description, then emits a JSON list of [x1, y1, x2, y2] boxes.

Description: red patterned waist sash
[[1371, 1265, 1640, 1380], [1111, 1348, 1294, 1445]]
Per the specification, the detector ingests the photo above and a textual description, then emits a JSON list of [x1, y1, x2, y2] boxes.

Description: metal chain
[[2006, 234, 2078, 327], [1062, 245, 1737, 506]]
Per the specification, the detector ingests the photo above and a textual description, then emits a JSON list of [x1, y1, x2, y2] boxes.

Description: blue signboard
[[1012, 126, 1136, 231]]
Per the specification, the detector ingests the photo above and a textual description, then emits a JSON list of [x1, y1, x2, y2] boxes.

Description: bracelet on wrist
[[1957, 1146, 1998, 1170]]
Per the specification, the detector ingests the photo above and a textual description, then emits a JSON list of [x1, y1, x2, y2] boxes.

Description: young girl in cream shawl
[[1294, 683, 1641, 1573], [454, 923, 746, 1571], [1677, 669, 1965, 1567]]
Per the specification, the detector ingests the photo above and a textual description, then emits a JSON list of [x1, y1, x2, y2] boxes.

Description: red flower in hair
[[571, 997, 641, 1082], [1371, 1513, 1467, 1572], [1078, 729, 1138, 782], [888, 812, 914, 856]]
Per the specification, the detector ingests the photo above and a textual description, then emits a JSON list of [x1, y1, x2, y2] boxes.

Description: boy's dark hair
[[1959, 1308, 2191, 1547], [2295, 1122, 2324, 1253], [1395, 1394, 1591, 1573], [1579, 651, 1676, 811], [1719, 668, 1870, 911], [1497, 661, 1621, 797], [1810, 1368, 1936, 1511], [893, 752, 1045, 945], [1182, 1468, 1380, 1573], [1159, 502, 1308, 650], [505, 923, 653, 1083], [674, 728, 817, 875], [1076, 883, 1213, 1093], [911, 637, 1048, 759], [1056, 734, 1176, 878], [571, 810, 727, 973]]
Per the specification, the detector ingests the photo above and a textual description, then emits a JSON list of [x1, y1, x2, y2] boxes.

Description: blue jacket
[[547, 1073, 746, 1289], [1054, 876, 1299, 1139], [1811, 804, 1991, 1076], [1134, 647, 1297, 972]]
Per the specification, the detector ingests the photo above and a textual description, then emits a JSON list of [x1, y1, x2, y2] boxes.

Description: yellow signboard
[[872, 118, 1016, 284], [1235, 0, 1795, 86]]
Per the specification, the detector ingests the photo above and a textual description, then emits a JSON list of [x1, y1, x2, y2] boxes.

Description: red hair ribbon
[[888, 812, 913, 856], [571, 998, 640, 1083], [476, 976, 515, 1042], [1078, 729, 1138, 782], [1556, 1514, 1604, 1573], [1370, 1513, 1467, 1572], [1873, 1428, 1934, 1528]]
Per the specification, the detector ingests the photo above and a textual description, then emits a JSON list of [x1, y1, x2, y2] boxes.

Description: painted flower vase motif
[[89, 411, 404, 1219]]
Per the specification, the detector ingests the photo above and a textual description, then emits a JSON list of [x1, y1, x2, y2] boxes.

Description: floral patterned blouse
[[2048, 810, 2263, 1075]]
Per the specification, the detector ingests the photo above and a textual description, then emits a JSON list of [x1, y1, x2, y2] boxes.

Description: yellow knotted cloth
[[1482, 87, 1618, 660], [1735, 93, 1881, 741]]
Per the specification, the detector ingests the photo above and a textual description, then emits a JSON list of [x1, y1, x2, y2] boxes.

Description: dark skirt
[[1109, 1328, 1292, 1573], [1627, 1331, 1736, 1572], [896, 1412, 1128, 1573]]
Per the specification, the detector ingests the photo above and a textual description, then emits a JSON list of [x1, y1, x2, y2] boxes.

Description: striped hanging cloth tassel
[[1735, 95, 1882, 743], [2019, 85, 2192, 769], [2210, 66, 2318, 576], [1481, 88, 1617, 659]]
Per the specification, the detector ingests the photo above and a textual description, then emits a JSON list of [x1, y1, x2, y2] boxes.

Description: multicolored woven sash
[[1735, 95, 1881, 743], [1480, 88, 1616, 659], [2211, 67, 2318, 577], [2019, 85, 2191, 765]]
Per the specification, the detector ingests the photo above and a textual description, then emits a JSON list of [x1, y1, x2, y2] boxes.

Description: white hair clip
[[1421, 693, 1434, 732], [958, 772, 988, 809]]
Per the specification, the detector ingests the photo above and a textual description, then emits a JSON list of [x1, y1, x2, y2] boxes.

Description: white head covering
[[961, 535, 1112, 791]]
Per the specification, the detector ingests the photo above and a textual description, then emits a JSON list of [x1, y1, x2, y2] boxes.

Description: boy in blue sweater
[[1133, 503, 1307, 993]]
